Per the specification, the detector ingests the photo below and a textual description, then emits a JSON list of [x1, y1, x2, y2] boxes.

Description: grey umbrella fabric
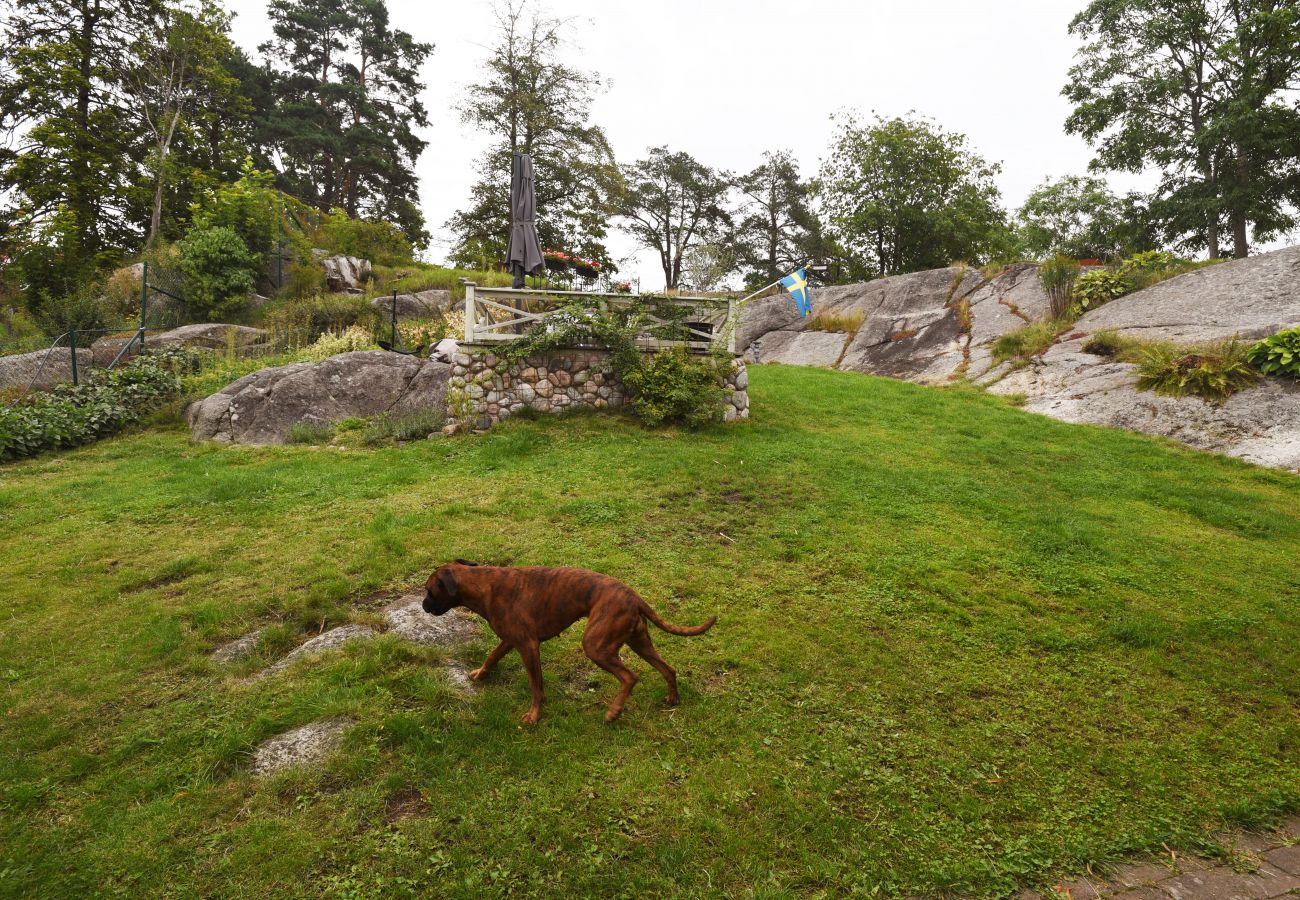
[[506, 151, 544, 288]]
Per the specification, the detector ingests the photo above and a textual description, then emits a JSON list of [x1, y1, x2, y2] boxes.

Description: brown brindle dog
[[423, 561, 716, 724]]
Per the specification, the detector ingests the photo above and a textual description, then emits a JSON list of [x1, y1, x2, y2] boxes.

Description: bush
[[1247, 327, 1300, 379], [286, 421, 335, 445], [992, 320, 1067, 361], [191, 164, 284, 260], [178, 226, 256, 320], [1038, 255, 1081, 319], [318, 210, 413, 266], [622, 347, 730, 428], [31, 283, 116, 337], [302, 326, 376, 360], [361, 409, 445, 445], [0, 305, 47, 355], [260, 294, 380, 348], [0, 351, 182, 460], [1134, 338, 1260, 403], [1073, 269, 1131, 312]]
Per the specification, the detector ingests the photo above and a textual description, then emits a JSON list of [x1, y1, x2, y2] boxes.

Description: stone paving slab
[[1017, 824, 1300, 899]]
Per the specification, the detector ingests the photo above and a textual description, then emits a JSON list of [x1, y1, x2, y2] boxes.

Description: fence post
[[140, 261, 148, 349], [69, 328, 78, 385], [727, 296, 738, 355], [463, 281, 477, 344]]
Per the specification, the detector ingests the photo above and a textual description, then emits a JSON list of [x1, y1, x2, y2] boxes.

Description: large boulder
[[988, 338, 1300, 471], [0, 347, 95, 389], [187, 350, 450, 444], [370, 289, 453, 319], [321, 255, 372, 294], [1075, 245, 1300, 343], [91, 324, 269, 366]]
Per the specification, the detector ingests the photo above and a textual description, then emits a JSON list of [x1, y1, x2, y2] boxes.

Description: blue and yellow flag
[[781, 268, 811, 316]]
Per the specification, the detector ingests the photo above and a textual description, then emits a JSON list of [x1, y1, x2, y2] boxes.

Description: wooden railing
[[461, 283, 738, 354]]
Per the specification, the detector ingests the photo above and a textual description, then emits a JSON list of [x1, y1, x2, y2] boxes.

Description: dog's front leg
[[516, 640, 544, 724], [470, 641, 511, 681]]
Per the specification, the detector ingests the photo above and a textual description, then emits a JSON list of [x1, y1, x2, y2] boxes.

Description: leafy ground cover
[[0, 365, 1297, 897]]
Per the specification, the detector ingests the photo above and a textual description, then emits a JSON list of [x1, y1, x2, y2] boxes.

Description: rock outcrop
[[370, 289, 453, 319], [0, 347, 94, 389], [321, 255, 372, 294], [91, 323, 268, 366], [987, 337, 1300, 471], [1074, 245, 1300, 343], [252, 718, 354, 776], [187, 350, 450, 444]]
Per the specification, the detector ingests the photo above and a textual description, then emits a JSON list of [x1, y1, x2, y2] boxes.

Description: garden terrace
[[461, 282, 738, 353]]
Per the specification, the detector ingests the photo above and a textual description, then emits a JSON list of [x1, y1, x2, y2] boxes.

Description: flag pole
[[735, 278, 787, 309]]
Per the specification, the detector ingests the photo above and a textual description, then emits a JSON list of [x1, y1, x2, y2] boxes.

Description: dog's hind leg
[[516, 639, 545, 725], [470, 640, 511, 682], [583, 636, 638, 722], [627, 625, 679, 707]]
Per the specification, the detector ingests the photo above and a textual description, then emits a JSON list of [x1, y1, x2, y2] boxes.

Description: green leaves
[[1247, 327, 1300, 378], [176, 224, 256, 320], [1072, 268, 1132, 310], [1134, 338, 1261, 403]]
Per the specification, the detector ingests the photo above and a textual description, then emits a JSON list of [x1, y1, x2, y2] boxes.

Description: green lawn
[[1, 365, 1297, 898]]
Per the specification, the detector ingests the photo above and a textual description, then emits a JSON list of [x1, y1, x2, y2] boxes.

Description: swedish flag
[[781, 268, 811, 316]]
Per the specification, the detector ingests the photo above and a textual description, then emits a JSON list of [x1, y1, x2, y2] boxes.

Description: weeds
[[804, 311, 864, 334], [285, 420, 335, 445], [993, 320, 1070, 362], [361, 409, 445, 445]]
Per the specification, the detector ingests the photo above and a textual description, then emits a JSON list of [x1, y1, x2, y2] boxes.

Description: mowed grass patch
[[0, 365, 1297, 897]]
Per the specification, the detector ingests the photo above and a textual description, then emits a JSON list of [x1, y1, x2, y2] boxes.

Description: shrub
[[0, 352, 182, 460], [30, 282, 116, 337], [318, 210, 413, 266], [102, 265, 144, 320], [1081, 330, 1131, 358], [1247, 327, 1300, 379], [178, 226, 256, 320], [1134, 338, 1260, 403], [622, 347, 730, 428], [1038, 255, 1081, 319], [0, 305, 46, 354], [361, 409, 445, 445], [286, 420, 335, 445], [1072, 269, 1131, 311], [992, 320, 1066, 361], [259, 293, 379, 348], [302, 326, 377, 360], [191, 164, 283, 260]]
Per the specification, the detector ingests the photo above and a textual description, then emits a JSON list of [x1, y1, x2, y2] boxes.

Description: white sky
[[224, 0, 1162, 288]]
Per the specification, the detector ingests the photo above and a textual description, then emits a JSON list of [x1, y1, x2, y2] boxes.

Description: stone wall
[[445, 346, 749, 432]]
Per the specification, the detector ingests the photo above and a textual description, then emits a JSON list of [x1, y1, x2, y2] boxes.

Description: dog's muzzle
[[423, 587, 450, 616]]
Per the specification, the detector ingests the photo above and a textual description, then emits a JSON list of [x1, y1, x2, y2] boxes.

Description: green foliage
[[177, 225, 256, 320], [1016, 175, 1149, 260], [259, 294, 380, 348], [819, 112, 1010, 278], [1072, 268, 1132, 311], [29, 283, 116, 337], [1037, 255, 1082, 318], [361, 409, 445, 445], [317, 209, 413, 266], [0, 305, 47, 355], [622, 346, 731, 428], [502, 298, 729, 427], [0, 352, 182, 460], [1247, 327, 1300, 378], [619, 147, 732, 289], [1134, 339, 1261, 403], [1080, 329, 1133, 358], [993, 320, 1068, 362], [191, 163, 287, 261], [285, 420, 335, 445], [735, 150, 820, 286]]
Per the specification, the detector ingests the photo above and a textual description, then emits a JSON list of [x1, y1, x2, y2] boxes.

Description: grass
[[286, 420, 336, 445], [992, 319, 1071, 362], [361, 409, 446, 445], [804, 311, 864, 334], [1, 365, 1298, 897]]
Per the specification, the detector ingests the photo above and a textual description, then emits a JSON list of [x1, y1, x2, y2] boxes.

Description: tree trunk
[[1231, 145, 1250, 259]]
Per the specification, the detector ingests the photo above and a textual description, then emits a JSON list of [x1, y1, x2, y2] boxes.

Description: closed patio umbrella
[[506, 151, 544, 289]]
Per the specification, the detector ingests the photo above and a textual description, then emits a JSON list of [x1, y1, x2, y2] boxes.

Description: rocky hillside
[[741, 246, 1300, 471]]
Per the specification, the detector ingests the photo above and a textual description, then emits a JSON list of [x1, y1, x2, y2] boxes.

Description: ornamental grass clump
[[1134, 338, 1260, 404]]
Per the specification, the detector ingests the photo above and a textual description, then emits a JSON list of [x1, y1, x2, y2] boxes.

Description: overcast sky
[[224, 0, 1162, 288]]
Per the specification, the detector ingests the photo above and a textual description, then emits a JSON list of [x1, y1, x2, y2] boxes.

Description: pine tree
[[735, 150, 818, 288], [261, 0, 432, 245]]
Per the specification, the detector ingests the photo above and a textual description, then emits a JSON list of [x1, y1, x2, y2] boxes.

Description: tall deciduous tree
[[734, 150, 818, 288], [0, 0, 156, 299], [261, 0, 432, 245], [1016, 175, 1156, 259], [819, 113, 1007, 279], [618, 147, 732, 290], [447, 1, 620, 270], [1064, 0, 1300, 259]]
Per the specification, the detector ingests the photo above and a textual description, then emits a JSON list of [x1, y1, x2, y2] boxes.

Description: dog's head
[[423, 560, 480, 616]]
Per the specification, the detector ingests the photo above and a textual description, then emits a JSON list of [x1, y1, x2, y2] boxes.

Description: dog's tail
[[639, 600, 717, 636]]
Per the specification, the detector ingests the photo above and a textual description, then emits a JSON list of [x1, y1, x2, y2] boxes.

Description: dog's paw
[[603, 707, 623, 723], [520, 708, 540, 725], [469, 667, 486, 681], [663, 695, 680, 708]]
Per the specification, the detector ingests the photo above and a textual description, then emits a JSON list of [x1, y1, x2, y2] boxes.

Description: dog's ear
[[438, 567, 459, 599], [454, 558, 480, 567]]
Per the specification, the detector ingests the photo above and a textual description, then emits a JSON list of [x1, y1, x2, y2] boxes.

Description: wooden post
[[463, 280, 477, 344], [727, 296, 738, 355]]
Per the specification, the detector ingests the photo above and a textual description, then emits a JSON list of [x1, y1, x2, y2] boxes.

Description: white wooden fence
[[461, 282, 738, 354]]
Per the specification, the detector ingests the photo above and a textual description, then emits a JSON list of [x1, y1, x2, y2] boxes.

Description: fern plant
[[1247, 327, 1300, 378], [1134, 339, 1260, 404]]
